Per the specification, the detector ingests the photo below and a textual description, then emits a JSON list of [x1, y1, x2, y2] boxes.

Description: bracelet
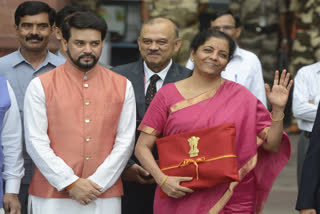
[[270, 111, 285, 122], [159, 175, 168, 187], [65, 179, 79, 191]]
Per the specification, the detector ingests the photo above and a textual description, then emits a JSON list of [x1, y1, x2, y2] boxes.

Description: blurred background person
[[290, 0, 320, 188], [229, 0, 289, 86], [292, 61, 320, 188]]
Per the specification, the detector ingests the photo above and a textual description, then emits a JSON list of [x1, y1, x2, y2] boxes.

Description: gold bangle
[[270, 111, 285, 122], [159, 175, 168, 187]]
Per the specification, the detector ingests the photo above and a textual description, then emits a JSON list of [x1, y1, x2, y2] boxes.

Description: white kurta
[[24, 77, 136, 214]]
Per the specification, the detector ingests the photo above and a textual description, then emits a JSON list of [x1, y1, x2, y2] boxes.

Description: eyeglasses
[[211, 25, 236, 31]]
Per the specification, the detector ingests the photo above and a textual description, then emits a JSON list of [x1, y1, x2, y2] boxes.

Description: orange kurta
[[29, 61, 127, 198]]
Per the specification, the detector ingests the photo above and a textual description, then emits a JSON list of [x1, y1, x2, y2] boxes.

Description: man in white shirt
[[186, 10, 267, 106], [0, 77, 24, 214], [292, 62, 320, 187]]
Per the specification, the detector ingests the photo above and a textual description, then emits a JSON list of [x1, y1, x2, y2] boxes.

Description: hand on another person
[[3, 193, 21, 214], [68, 178, 102, 205], [265, 69, 293, 112], [300, 209, 316, 214], [160, 176, 194, 199], [122, 164, 155, 184]]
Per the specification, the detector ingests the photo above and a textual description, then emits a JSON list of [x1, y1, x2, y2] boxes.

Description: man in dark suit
[[296, 103, 320, 214], [113, 17, 192, 214]]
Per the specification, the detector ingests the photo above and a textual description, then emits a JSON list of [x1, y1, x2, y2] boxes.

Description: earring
[[191, 58, 194, 62]]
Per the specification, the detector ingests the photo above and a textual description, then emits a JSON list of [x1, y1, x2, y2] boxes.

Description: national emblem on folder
[[156, 123, 240, 198]]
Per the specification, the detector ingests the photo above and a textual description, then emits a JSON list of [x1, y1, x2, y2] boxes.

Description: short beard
[[67, 50, 98, 71]]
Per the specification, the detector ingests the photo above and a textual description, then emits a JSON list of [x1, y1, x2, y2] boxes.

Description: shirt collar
[[11, 50, 25, 67], [12, 49, 62, 70], [143, 59, 172, 82], [57, 49, 67, 60], [316, 62, 320, 73], [232, 45, 242, 59]]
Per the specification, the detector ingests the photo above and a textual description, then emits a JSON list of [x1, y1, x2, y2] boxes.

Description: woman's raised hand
[[265, 69, 293, 112]]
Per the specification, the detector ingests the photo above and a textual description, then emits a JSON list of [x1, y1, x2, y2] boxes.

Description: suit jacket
[[296, 103, 320, 212], [112, 59, 192, 214]]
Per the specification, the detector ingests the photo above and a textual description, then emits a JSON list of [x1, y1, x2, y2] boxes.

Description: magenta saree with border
[[138, 80, 290, 214]]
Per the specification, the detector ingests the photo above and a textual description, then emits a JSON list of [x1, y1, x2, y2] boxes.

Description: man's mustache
[[26, 34, 43, 41], [78, 53, 96, 61], [147, 50, 161, 55]]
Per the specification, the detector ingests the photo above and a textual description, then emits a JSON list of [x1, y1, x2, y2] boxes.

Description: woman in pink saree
[[135, 30, 292, 214]]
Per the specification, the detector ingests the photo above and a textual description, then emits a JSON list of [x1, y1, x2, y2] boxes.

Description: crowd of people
[[0, 0, 318, 214]]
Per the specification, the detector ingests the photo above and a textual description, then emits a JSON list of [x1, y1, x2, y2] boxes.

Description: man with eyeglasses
[[186, 10, 267, 106], [229, 0, 288, 86]]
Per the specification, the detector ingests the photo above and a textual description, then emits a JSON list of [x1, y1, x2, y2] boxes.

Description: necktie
[[145, 74, 160, 110]]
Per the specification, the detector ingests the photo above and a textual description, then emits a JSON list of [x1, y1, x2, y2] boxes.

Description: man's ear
[[137, 36, 142, 51], [53, 25, 62, 40], [235, 27, 242, 40], [174, 38, 182, 52], [62, 39, 68, 52], [14, 24, 19, 37], [189, 49, 195, 61]]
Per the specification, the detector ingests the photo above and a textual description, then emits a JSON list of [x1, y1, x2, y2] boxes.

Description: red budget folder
[[156, 123, 240, 198]]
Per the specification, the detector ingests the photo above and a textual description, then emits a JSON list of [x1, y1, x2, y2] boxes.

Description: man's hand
[[68, 178, 102, 205], [122, 164, 155, 184], [3, 193, 21, 214], [300, 209, 316, 214]]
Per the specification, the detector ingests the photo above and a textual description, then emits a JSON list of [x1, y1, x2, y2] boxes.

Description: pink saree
[[138, 80, 290, 214]]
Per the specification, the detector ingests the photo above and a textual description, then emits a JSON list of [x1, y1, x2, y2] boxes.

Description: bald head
[[141, 17, 179, 39]]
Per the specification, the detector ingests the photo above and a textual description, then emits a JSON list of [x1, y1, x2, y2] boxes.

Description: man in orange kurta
[[24, 11, 136, 214]]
